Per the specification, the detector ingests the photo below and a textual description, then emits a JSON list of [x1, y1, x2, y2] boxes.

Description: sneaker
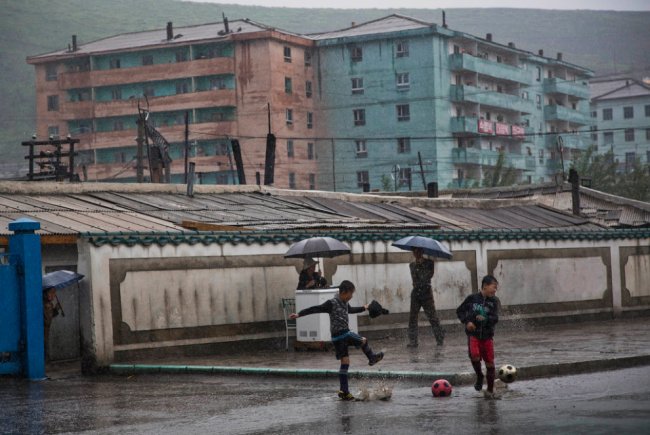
[[337, 390, 355, 401], [474, 373, 484, 391], [483, 390, 500, 400], [369, 351, 384, 366]]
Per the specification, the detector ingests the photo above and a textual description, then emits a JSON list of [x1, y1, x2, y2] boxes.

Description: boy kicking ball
[[290, 280, 385, 401]]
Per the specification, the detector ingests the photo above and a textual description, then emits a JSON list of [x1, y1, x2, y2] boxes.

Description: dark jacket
[[456, 292, 499, 339], [297, 270, 328, 289], [297, 295, 365, 337]]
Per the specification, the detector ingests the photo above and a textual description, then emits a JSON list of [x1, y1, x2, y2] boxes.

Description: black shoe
[[436, 337, 444, 346], [338, 390, 355, 401], [369, 351, 384, 366], [474, 373, 484, 391], [406, 342, 418, 348]]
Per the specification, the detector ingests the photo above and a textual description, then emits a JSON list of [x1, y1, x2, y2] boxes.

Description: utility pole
[[331, 138, 336, 192], [417, 151, 427, 190], [264, 103, 276, 185], [392, 164, 400, 191], [183, 111, 189, 184], [136, 118, 145, 182]]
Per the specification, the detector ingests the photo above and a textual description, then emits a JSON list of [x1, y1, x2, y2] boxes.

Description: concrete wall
[[77, 235, 650, 366]]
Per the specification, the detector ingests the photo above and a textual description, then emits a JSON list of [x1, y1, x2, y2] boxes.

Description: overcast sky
[[186, 0, 650, 10]]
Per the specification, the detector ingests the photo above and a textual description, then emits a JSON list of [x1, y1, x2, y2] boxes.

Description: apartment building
[[312, 15, 593, 192], [590, 78, 650, 169], [27, 20, 317, 188]]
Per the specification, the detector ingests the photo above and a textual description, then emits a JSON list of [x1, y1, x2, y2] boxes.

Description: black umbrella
[[42, 270, 85, 290], [284, 236, 351, 258], [392, 236, 453, 260]]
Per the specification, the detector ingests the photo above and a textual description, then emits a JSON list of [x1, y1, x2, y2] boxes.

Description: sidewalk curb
[[109, 354, 650, 384]]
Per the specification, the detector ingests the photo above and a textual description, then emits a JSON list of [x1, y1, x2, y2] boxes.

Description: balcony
[[59, 57, 235, 89], [544, 105, 592, 126], [449, 53, 529, 84], [452, 147, 530, 171], [545, 133, 591, 150], [543, 78, 590, 100], [60, 100, 94, 120], [94, 89, 236, 117], [450, 116, 479, 135], [450, 85, 535, 114]]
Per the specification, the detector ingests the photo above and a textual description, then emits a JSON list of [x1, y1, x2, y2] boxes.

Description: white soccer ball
[[498, 364, 517, 383]]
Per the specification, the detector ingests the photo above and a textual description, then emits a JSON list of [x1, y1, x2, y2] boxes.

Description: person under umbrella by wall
[[297, 257, 328, 289], [407, 247, 445, 347], [42, 286, 62, 362]]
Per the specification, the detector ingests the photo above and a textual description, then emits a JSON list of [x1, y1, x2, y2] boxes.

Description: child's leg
[[468, 336, 484, 390], [483, 339, 496, 393], [360, 337, 375, 360], [339, 356, 350, 393]]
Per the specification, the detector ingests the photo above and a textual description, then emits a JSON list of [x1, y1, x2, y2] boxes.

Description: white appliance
[[295, 287, 359, 342]]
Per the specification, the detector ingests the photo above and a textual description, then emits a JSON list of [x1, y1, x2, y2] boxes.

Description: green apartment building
[[312, 15, 593, 192], [590, 78, 650, 170]]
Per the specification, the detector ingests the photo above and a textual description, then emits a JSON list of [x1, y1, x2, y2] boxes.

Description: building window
[[142, 55, 153, 66], [396, 40, 409, 57], [356, 170, 369, 188], [143, 86, 155, 97], [306, 81, 312, 98], [175, 51, 188, 62], [47, 95, 59, 111], [308, 173, 316, 190], [210, 77, 226, 90], [646, 105, 650, 117], [307, 112, 313, 129], [351, 46, 362, 62], [47, 125, 59, 138], [591, 110, 597, 118], [396, 72, 410, 90], [284, 46, 292, 62], [623, 106, 634, 119], [603, 108, 613, 120], [397, 137, 411, 153], [113, 121, 124, 131], [111, 89, 122, 100], [522, 91, 529, 100], [304, 50, 312, 66], [176, 82, 189, 94], [399, 167, 412, 188], [646, 128, 650, 141], [535, 94, 541, 109], [536, 67, 541, 81], [396, 104, 410, 122], [351, 77, 364, 95], [286, 109, 293, 125], [45, 64, 57, 81], [289, 172, 296, 189], [625, 152, 636, 171], [353, 109, 365, 126], [496, 55, 503, 63], [109, 58, 121, 69], [307, 142, 315, 160], [287, 140, 294, 158], [114, 152, 126, 163], [603, 132, 613, 144], [625, 128, 635, 142], [284, 77, 292, 94], [355, 139, 367, 158]]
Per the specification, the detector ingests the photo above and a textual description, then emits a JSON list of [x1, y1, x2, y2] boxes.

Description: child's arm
[[290, 299, 333, 319], [455, 296, 473, 323], [347, 303, 368, 314]]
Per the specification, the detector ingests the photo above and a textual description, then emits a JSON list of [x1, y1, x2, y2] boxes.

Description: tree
[[482, 151, 518, 187]]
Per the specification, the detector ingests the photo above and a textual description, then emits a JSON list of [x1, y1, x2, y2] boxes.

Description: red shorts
[[468, 336, 494, 365]]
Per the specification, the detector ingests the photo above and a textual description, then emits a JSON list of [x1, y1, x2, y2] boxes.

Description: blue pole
[[8, 218, 44, 380]]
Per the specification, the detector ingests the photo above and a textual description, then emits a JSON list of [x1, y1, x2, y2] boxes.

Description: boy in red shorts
[[456, 275, 500, 397]]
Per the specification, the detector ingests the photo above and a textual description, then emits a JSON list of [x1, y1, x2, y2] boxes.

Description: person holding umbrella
[[296, 258, 328, 289], [407, 247, 445, 347], [42, 286, 63, 362]]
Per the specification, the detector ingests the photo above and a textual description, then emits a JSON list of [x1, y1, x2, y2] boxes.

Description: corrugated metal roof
[[0, 182, 607, 238], [310, 14, 431, 40]]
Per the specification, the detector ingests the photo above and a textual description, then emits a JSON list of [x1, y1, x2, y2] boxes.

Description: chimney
[[166, 21, 173, 40], [538, 49, 544, 56], [223, 12, 230, 34], [557, 52, 563, 61], [427, 182, 439, 198], [508, 42, 515, 48], [486, 33, 492, 42], [72, 35, 78, 52], [442, 10, 447, 28], [351, 22, 356, 27], [568, 169, 580, 216]]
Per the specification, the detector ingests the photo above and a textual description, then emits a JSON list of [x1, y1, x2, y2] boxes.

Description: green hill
[[2, 0, 649, 167]]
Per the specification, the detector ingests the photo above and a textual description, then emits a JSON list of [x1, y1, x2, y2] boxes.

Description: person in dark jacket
[[296, 257, 328, 289], [456, 275, 500, 396], [407, 248, 444, 347], [290, 280, 384, 401]]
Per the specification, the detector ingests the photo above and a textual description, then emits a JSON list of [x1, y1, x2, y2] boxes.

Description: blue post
[[8, 218, 44, 380]]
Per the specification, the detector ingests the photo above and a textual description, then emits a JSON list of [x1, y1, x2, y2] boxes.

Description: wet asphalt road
[[2, 366, 649, 434]]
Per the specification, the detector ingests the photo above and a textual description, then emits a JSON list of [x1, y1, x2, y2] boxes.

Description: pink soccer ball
[[431, 379, 452, 397]]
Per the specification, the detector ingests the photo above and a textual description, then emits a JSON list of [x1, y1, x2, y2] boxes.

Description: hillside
[[2, 0, 649, 167]]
